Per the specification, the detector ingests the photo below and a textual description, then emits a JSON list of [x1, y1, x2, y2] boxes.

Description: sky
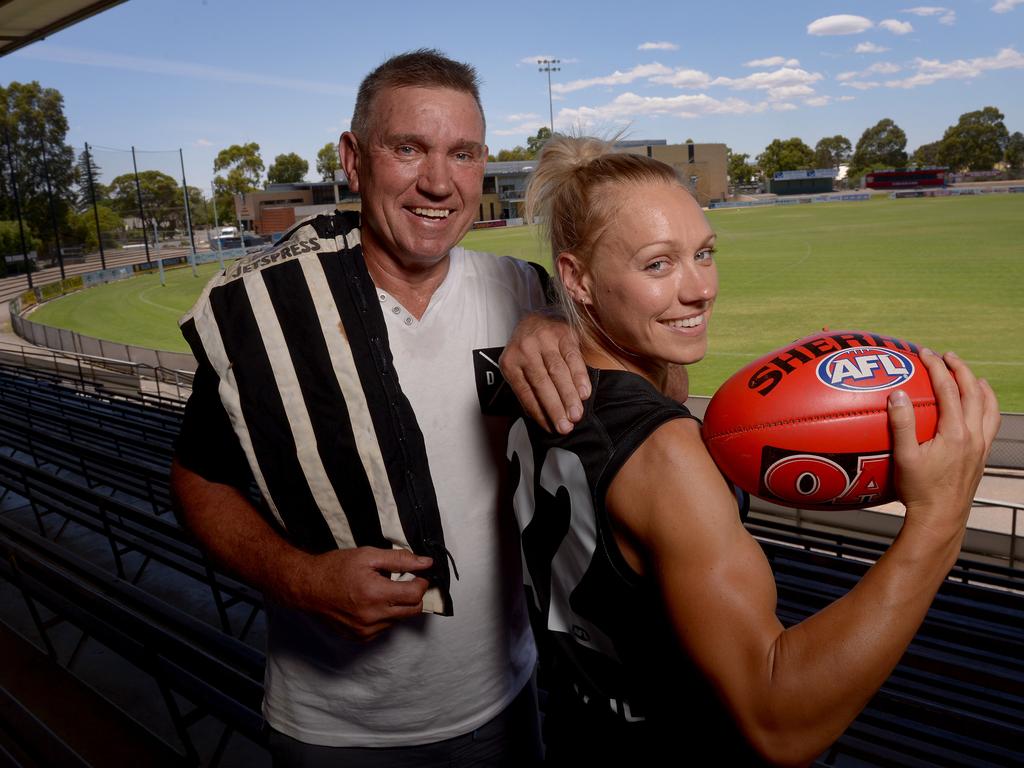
[[3, 0, 1022, 190]]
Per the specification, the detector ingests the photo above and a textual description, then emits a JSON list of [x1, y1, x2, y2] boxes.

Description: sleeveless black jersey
[[507, 367, 762, 762]]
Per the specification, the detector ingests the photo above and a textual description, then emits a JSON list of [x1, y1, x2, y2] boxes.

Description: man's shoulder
[[453, 246, 548, 293], [221, 210, 360, 282]]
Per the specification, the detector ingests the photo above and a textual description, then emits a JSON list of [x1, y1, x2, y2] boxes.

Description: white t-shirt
[[262, 247, 544, 746]]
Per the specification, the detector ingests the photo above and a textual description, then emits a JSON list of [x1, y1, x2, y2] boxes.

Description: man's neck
[[361, 241, 450, 321]]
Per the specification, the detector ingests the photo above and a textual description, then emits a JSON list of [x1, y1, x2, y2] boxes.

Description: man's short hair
[[351, 48, 485, 141]]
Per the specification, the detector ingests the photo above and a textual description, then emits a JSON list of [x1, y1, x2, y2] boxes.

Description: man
[[171, 50, 584, 764]]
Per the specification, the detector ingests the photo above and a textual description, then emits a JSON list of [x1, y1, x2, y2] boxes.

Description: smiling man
[[170, 50, 583, 765]]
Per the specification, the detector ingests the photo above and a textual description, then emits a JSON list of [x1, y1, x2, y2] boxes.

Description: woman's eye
[[646, 260, 669, 272], [696, 248, 716, 263]]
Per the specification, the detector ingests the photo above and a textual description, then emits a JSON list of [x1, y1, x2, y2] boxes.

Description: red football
[[701, 330, 937, 511]]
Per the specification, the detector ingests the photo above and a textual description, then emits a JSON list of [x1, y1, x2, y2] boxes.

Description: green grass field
[[28, 195, 1024, 410]]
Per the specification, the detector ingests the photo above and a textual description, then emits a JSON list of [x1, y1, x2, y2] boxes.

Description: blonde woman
[[507, 136, 999, 765]]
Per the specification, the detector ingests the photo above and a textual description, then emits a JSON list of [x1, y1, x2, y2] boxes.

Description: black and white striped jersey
[[178, 211, 454, 614]]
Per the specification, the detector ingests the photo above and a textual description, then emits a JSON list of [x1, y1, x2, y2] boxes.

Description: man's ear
[[557, 252, 592, 305], [340, 132, 360, 193]]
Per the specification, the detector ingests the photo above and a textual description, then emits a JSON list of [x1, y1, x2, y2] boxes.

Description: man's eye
[[397, 145, 416, 155]]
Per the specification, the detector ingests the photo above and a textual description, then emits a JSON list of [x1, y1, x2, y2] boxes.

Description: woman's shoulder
[[588, 368, 695, 442]]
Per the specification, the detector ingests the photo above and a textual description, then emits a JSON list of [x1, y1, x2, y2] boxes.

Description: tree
[[213, 142, 263, 223], [910, 141, 943, 168], [66, 204, 122, 251], [494, 146, 531, 162], [727, 149, 756, 186], [1005, 131, 1024, 170], [72, 147, 108, 212], [316, 142, 340, 181], [756, 137, 814, 180], [0, 81, 76, 262], [267, 152, 309, 184], [812, 135, 852, 170], [526, 127, 552, 157], [108, 170, 181, 235], [850, 119, 908, 177], [938, 107, 1009, 172]]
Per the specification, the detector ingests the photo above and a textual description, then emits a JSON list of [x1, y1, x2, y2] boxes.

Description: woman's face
[[567, 181, 718, 372]]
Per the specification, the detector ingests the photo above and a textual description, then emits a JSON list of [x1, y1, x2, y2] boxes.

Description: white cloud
[[804, 96, 831, 107], [903, 6, 957, 24], [712, 67, 823, 91], [745, 56, 800, 67], [648, 68, 713, 88], [855, 42, 889, 53], [195, 138, 213, 147], [551, 63, 672, 94], [505, 112, 540, 122], [838, 95, 856, 102], [556, 91, 766, 128], [638, 42, 678, 51], [807, 15, 874, 35], [884, 46, 1024, 87], [17, 43, 350, 95], [843, 81, 882, 90], [766, 84, 816, 100], [772, 102, 799, 112], [992, 0, 1024, 12], [838, 61, 903, 84], [879, 19, 914, 34], [492, 120, 547, 137], [868, 62, 902, 74]]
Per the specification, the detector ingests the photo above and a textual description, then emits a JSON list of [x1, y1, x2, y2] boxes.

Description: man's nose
[[418, 153, 453, 197]]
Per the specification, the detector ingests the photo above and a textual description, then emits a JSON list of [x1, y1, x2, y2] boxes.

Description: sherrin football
[[701, 330, 937, 511]]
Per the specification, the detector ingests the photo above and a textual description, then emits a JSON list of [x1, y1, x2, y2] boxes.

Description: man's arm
[[499, 311, 591, 434], [171, 459, 433, 641], [607, 350, 1000, 766]]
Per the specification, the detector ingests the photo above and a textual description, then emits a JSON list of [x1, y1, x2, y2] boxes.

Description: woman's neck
[[581, 336, 668, 393]]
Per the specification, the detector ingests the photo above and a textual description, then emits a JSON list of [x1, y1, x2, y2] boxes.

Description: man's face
[[341, 86, 487, 273]]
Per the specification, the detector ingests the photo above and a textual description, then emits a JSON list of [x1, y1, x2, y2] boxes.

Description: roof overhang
[[0, 0, 128, 57]]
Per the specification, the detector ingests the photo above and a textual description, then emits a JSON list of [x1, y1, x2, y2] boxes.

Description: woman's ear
[[557, 252, 592, 305]]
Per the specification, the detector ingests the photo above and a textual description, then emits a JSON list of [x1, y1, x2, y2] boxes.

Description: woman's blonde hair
[[524, 135, 684, 335]]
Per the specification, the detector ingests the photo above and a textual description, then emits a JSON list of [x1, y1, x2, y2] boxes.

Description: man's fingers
[[522, 357, 574, 434], [559, 335, 591, 402], [383, 576, 430, 608], [366, 547, 433, 575], [541, 347, 584, 424]]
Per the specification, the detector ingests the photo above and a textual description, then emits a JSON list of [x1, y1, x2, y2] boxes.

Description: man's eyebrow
[[384, 133, 483, 153]]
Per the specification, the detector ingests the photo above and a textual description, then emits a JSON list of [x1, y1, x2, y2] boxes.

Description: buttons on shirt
[[377, 287, 416, 328]]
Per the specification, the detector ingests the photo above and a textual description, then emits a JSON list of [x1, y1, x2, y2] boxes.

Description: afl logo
[[816, 347, 914, 392]]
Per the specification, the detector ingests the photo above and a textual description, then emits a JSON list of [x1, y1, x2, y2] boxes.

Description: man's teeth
[[413, 208, 451, 218], [663, 315, 704, 329]]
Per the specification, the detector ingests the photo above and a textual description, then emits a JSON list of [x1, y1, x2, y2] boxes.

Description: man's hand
[[171, 460, 434, 643], [888, 349, 1000, 544], [499, 312, 591, 434], [289, 547, 434, 642]]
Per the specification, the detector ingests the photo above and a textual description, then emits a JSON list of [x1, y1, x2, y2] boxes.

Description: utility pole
[[537, 59, 560, 133]]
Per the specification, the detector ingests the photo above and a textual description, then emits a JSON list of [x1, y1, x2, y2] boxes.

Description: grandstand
[[0, 308, 1021, 765]]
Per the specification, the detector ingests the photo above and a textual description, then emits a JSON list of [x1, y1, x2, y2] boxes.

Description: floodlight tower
[[538, 59, 560, 133]]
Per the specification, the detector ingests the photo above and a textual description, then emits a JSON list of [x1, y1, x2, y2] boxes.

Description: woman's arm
[[606, 350, 999, 766]]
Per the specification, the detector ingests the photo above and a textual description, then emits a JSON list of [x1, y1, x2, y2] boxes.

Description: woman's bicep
[[608, 419, 785, 726]]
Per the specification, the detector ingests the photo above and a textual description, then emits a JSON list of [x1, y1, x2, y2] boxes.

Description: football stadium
[[1, 2, 1023, 766]]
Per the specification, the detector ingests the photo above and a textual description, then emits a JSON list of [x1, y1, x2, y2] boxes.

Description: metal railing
[[0, 339, 194, 403]]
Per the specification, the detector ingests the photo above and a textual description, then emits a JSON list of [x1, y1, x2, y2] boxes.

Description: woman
[[507, 137, 1000, 765]]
